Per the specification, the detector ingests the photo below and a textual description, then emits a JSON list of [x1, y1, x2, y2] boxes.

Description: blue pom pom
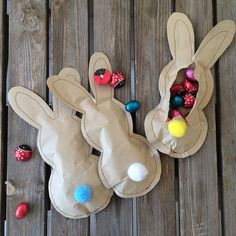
[[74, 185, 93, 204]]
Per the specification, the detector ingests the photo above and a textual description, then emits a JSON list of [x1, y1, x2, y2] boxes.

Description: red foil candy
[[169, 109, 181, 119], [183, 79, 198, 93], [14, 145, 32, 161], [170, 84, 185, 95], [93, 68, 111, 85], [15, 202, 29, 219]]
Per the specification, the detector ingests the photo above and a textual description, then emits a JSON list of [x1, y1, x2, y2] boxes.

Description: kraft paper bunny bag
[[8, 68, 112, 219], [145, 12, 235, 158], [47, 52, 161, 198]]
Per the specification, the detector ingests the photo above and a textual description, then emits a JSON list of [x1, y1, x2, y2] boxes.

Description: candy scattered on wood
[[125, 100, 140, 112], [15, 202, 29, 219], [14, 145, 32, 161]]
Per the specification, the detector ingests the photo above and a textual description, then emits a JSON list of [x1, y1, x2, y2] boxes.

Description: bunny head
[[8, 68, 112, 219], [145, 12, 235, 158], [47, 53, 161, 198]]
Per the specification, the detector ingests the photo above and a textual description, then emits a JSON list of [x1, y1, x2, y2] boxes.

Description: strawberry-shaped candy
[[183, 93, 195, 108], [110, 72, 125, 88], [170, 84, 185, 95], [183, 79, 198, 94], [93, 68, 111, 85], [15, 202, 29, 219], [14, 145, 32, 161]]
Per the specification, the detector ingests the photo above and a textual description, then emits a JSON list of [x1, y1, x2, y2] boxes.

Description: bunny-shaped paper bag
[[145, 12, 235, 158], [47, 53, 161, 198], [8, 68, 112, 219]]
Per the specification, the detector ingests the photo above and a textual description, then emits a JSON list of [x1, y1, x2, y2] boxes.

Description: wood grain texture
[[92, 1, 133, 236], [216, 0, 236, 235], [176, 1, 220, 235], [134, 1, 176, 235], [50, 0, 89, 235], [6, 1, 47, 235]]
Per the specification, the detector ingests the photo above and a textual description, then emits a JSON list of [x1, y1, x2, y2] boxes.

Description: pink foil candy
[[185, 68, 197, 82], [169, 109, 181, 119]]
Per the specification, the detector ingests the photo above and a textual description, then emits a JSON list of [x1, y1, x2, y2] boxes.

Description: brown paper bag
[[145, 12, 235, 158], [8, 68, 112, 219], [47, 53, 161, 198]]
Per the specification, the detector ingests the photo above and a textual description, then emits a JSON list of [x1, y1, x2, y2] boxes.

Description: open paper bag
[[145, 12, 235, 158]]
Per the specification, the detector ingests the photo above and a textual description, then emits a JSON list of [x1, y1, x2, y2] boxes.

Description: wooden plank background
[[1, 0, 235, 235]]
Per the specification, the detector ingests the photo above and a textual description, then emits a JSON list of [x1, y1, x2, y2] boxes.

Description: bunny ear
[[47, 75, 94, 113], [89, 52, 113, 104], [52, 68, 82, 116], [167, 12, 194, 66], [8, 87, 54, 130], [58, 68, 81, 83], [194, 20, 235, 68]]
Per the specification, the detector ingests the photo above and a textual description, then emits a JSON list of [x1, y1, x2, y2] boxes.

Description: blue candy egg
[[74, 185, 93, 204], [125, 100, 140, 112], [170, 95, 183, 108]]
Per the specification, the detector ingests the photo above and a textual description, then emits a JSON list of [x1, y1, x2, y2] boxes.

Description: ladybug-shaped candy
[[183, 94, 195, 108], [14, 145, 32, 161], [110, 72, 125, 88]]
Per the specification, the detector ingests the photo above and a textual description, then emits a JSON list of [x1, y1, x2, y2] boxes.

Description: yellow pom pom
[[168, 119, 187, 138]]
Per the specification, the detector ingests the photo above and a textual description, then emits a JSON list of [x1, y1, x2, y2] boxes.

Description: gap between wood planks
[[1, 0, 8, 235], [212, 0, 224, 235]]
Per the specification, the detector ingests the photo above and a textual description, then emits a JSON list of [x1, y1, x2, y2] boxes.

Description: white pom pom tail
[[127, 162, 148, 182]]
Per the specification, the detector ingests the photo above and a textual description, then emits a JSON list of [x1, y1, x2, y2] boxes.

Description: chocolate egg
[[125, 100, 140, 112], [170, 95, 183, 108], [185, 68, 196, 81], [15, 202, 29, 219], [169, 109, 181, 119]]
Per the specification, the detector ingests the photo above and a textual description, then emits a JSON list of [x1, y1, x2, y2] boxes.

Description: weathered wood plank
[[0, 1, 6, 235], [6, 1, 47, 235], [92, 1, 133, 235], [50, 0, 89, 235], [134, 1, 176, 235], [216, 0, 236, 235], [176, 1, 220, 235]]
